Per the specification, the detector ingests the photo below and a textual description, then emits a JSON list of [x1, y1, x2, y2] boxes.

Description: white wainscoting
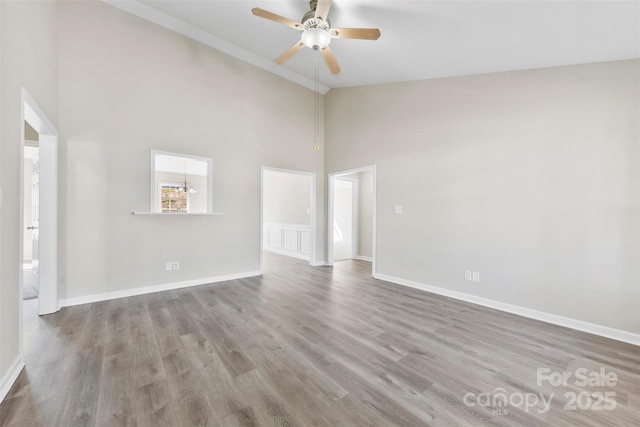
[[264, 223, 310, 261]]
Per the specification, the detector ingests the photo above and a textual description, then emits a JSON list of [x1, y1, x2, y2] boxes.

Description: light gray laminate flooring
[[0, 252, 638, 426]]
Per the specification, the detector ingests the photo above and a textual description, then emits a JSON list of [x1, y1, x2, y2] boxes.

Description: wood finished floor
[[1, 252, 638, 426]]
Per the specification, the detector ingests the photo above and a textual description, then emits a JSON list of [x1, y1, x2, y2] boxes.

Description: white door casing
[[20, 88, 58, 323]]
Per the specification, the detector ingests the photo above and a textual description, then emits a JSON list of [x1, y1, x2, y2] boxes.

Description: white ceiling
[[105, 1, 639, 93]]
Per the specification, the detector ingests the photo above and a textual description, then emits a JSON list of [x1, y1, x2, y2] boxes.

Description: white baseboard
[[373, 273, 640, 346], [310, 260, 328, 267], [59, 270, 262, 308], [0, 355, 25, 404], [356, 256, 373, 262]]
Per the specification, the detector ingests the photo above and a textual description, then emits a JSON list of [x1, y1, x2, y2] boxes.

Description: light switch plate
[[472, 272, 480, 282], [465, 270, 472, 281], [395, 205, 402, 214]]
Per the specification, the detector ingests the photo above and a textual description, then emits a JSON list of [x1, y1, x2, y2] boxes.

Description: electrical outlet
[[395, 205, 402, 214], [465, 270, 472, 281], [472, 272, 480, 283], [165, 262, 173, 271], [172, 261, 180, 270]]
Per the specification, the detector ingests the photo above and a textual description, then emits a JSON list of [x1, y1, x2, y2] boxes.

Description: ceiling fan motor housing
[[302, 9, 330, 28]]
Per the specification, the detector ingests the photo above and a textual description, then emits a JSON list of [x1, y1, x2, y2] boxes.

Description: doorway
[[23, 132, 40, 301], [261, 167, 316, 271], [328, 166, 376, 273], [20, 89, 58, 320], [333, 177, 356, 261]]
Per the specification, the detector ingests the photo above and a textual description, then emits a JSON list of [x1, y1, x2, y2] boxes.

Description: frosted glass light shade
[[301, 28, 331, 49]]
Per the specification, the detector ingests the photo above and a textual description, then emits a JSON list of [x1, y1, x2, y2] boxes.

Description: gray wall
[[57, 0, 326, 301], [325, 60, 640, 334], [263, 170, 311, 225], [1, 0, 59, 386]]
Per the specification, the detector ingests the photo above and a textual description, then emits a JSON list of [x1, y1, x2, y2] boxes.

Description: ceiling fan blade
[[252, 8, 301, 30], [330, 28, 381, 40], [275, 41, 305, 65], [314, 0, 332, 21], [320, 46, 340, 74]]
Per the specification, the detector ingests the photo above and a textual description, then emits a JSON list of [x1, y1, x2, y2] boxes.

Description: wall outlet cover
[[465, 270, 472, 280], [165, 262, 173, 271], [472, 272, 480, 282]]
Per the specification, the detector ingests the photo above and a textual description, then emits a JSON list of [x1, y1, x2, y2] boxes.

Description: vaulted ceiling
[[104, 0, 639, 93]]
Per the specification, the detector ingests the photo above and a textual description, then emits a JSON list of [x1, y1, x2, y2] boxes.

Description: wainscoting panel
[[264, 223, 310, 261], [300, 231, 310, 254], [283, 229, 298, 251], [269, 226, 282, 248]]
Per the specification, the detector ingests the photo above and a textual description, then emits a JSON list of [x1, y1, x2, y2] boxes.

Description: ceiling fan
[[252, 0, 380, 74]]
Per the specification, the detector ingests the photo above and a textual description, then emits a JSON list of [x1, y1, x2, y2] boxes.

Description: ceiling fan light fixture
[[302, 28, 331, 49]]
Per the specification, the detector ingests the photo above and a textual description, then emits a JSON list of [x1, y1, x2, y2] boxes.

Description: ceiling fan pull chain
[[314, 48, 320, 151]]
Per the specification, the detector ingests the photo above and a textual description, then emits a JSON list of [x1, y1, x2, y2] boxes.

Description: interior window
[[151, 151, 212, 214]]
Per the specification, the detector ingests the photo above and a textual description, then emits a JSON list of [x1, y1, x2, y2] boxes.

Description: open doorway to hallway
[[261, 167, 316, 270], [21, 88, 59, 318], [333, 177, 355, 261], [23, 122, 40, 301], [328, 166, 376, 273]]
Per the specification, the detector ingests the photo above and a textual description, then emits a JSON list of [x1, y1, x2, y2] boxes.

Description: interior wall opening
[[23, 122, 40, 301], [261, 167, 316, 269], [328, 166, 376, 274], [21, 88, 59, 322]]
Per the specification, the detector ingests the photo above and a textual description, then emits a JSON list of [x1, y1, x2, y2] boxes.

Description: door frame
[[327, 165, 376, 273], [20, 88, 59, 327], [260, 166, 317, 272]]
